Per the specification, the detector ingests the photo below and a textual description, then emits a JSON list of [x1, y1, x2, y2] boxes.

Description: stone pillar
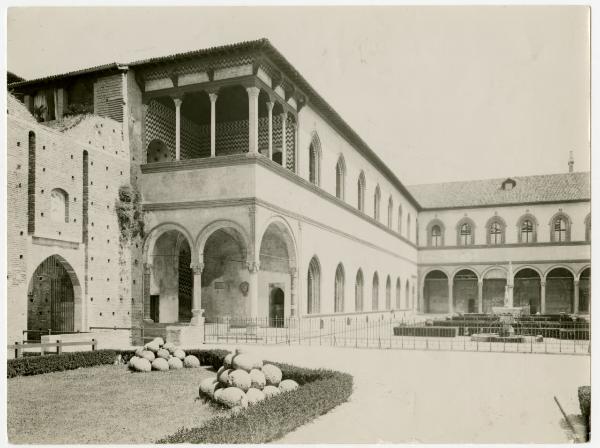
[[174, 97, 183, 160], [540, 281, 546, 314], [266, 101, 274, 159], [573, 279, 580, 314], [209, 92, 218, 157], [477, 280, 483, 313], [247, 261, 260, 319], [246, 87, 260, 154], [190, 262, 204, 326], [280, 112, 287, 167], [143, 263, 152, 321], [290, 269, 298, 317], [448, 277, 454, 314]]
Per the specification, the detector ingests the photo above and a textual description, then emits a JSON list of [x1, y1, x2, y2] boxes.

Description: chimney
[[568, 151, 574, 173]]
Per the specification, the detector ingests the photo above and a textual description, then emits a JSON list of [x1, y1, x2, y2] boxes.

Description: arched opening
[[405, 280, 410, 310], [202, 227, 249, 321], [269, 287, 284, 327], [424, 270, 448, 313], [514, 268, 541, 314], [259, 221, 295, 321], [27, 255, 80, 339], [486, 217, 506, 245], [517, 214, 537, 243], [372, 272, 380, 311], [179, 91, 211, 159], [335, 155, 346, 200], [334, 263, 345, 313], [50, 188, 69, 223], [456, 218, 475, 246], [385, 275, 392, 310], [307, 257, 321, 314], [579, 268, 590, 314], [546, 268, 574, 313], [395, 277, 401, 309], [27, 131, 36, 234], [357, 171, 366, 212], [407, 213, 411, 241], [147, 139, 172, 163], [147, 230, 193, 323], [308, 133, 321, 185], [214, 85, 250, 156], [483, 268, 506, 313], [355, 269, 364, 312], [373, 185, 381, 221], [453, 269, 478, 313], [397, 206, 403, 235], [387, 197, 394, 229]]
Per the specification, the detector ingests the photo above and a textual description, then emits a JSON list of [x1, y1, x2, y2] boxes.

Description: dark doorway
[[177, 243, 193, 322], [424, 270, 449, 313], [453, 269, 478, 313], [514, 268, 541, 313], [150, 295, 160, 322], [269, 287, 284, 327]]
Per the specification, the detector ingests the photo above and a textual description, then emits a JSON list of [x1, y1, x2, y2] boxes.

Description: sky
[[6, 6, 590, 185]]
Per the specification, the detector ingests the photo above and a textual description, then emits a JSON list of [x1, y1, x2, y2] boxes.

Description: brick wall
[[94, 74, 124, 122]]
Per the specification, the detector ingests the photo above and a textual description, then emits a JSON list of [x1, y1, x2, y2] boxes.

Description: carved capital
[[190, 262, 205, 275], [246, 261, 260, 273], [208, 92, 218, 103], [266, 101, 275, 112], [172, 97, 183, 108], [246, 86, 261, 99]]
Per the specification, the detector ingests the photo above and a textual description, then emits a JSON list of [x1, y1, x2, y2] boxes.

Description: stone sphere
[[156, 348, 170, 360], [246, 388, 266, 405], [184, 355, 200, 368], [218, 387, 246, 408], [173, 349, 186, 360], [279, 379, 299, 393], [249, 369, 266, 390], [223, 353, 234, 369], [145, 341, 160, 353], [152, 358, 169, 371], [140, 350, 155, 362], [218, 368, 233, 385], [134, 347, 145, 357], [128, 356, 140, 370], [232, 354, 263, 372], [134, 357, 151, 372], [228, 369, 252, 392], [152, 337, 165, 347], [199, 377, 219, 396], [262, 364, 283, 386], [162, 342, 176, 354], [263, 385, 281, 398], [168, 357, 183, 370]]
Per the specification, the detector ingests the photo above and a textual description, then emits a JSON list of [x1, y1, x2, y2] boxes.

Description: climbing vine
[[116, 184, 144, 242]]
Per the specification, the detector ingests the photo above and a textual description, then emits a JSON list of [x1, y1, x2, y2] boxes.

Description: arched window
[[397, 205, 403, 235], [550, 212, 571, 242], [374, 185, 381, 221], [405, 280, 410, 309], [308, 133, 321, 186], [27, 131, 36, 234], [385, 275, 392, 310], [407, 213, 411, 241], [357, 171, 366, 212], [355, 269, 364, 311], [486, 217, 506, 245], [387, 196, 394, 228], [307, 257, 321, 314], [456, 218, 475, 246], [50, 188, 69, 223], [335, 155, 346, 200], [334, 263, 345, 313], [395, 278, 401, 309], [427, 219, 445, 247], [372, 272, 379, 311], [585, 214, 591, 242], [517, 214, 537, 243]]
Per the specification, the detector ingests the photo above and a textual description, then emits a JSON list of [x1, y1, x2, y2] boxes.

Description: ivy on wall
[[116, 184, 144, 242]]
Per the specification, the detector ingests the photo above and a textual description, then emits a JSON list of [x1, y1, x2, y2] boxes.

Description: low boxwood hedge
[[157, 361, 353, 444], [578, 386, 590, 441], [7, 350, 118, 378]]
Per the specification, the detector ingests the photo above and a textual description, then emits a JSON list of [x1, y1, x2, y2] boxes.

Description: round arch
[[452, 268, 479, 313], [516, 213, 539, 243], [481, 266, 507, 313], [144, 222, 195, 265], [257, 215, 298, 269], [514, 265, 543, 279], [195, 219, 252, 264], [514, 267, 542, 313], [577, 265, 591, 281], [456, 217, 476, 245], [545, 266, 575, 313], [423, 269, 449, 313], [485, 215, 507, 245], [426, 218, 446, 247], [543, 264, 576, 280], [548, 211, 572, 242], [578, 267, 591, 314]]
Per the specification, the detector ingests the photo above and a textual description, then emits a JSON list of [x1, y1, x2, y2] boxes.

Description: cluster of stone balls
[[127, 337, 200, 372], [198, 349, 299, 411]]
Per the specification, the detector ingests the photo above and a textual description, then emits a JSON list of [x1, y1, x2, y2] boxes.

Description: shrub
[[578, 386, 590, 441], [158, 362, 353, 444], [7, 350, 118, 378]]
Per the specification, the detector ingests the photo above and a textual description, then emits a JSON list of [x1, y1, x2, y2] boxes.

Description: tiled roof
[[408, 172, 591, 209], [7, 63, 126, 88]]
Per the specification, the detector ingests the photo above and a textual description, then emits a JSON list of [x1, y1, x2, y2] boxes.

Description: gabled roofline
[[7, 62, 128, 89]]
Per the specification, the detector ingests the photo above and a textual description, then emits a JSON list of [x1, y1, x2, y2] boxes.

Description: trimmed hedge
[[7, 350, 118, 378], [8, 348, 230, 378], [393, 326, 457, 337], [157, 361, 354, 444]]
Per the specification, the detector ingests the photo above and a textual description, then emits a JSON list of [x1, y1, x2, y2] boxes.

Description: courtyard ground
[[7, 364, 224, 444], [206, 343, 590, 443]]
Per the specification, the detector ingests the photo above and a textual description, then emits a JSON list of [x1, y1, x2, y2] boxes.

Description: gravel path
[[206, 344, 590, 443]]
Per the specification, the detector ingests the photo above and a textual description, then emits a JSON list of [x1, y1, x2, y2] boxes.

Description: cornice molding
[[419, 240, 590, 251]]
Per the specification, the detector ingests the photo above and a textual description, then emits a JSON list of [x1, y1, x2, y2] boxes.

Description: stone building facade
[[7, 39, 590, 346]]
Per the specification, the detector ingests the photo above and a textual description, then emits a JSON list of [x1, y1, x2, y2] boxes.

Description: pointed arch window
[[307, 257, 321, 314], [387, 197, 394, 228], [355, 269, 364, 312], [308, 134, 321, 186], [397, 205, 403, 235], [335, 155, 346, 200], [357, 172, 366, 212], [374, 185, 381, 221], [372, 272, 379, 311], [334, 263, 345, 313], [385, 275, 392, 310], [395, 278, 401, 309], [407, 213, 411, 241]]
